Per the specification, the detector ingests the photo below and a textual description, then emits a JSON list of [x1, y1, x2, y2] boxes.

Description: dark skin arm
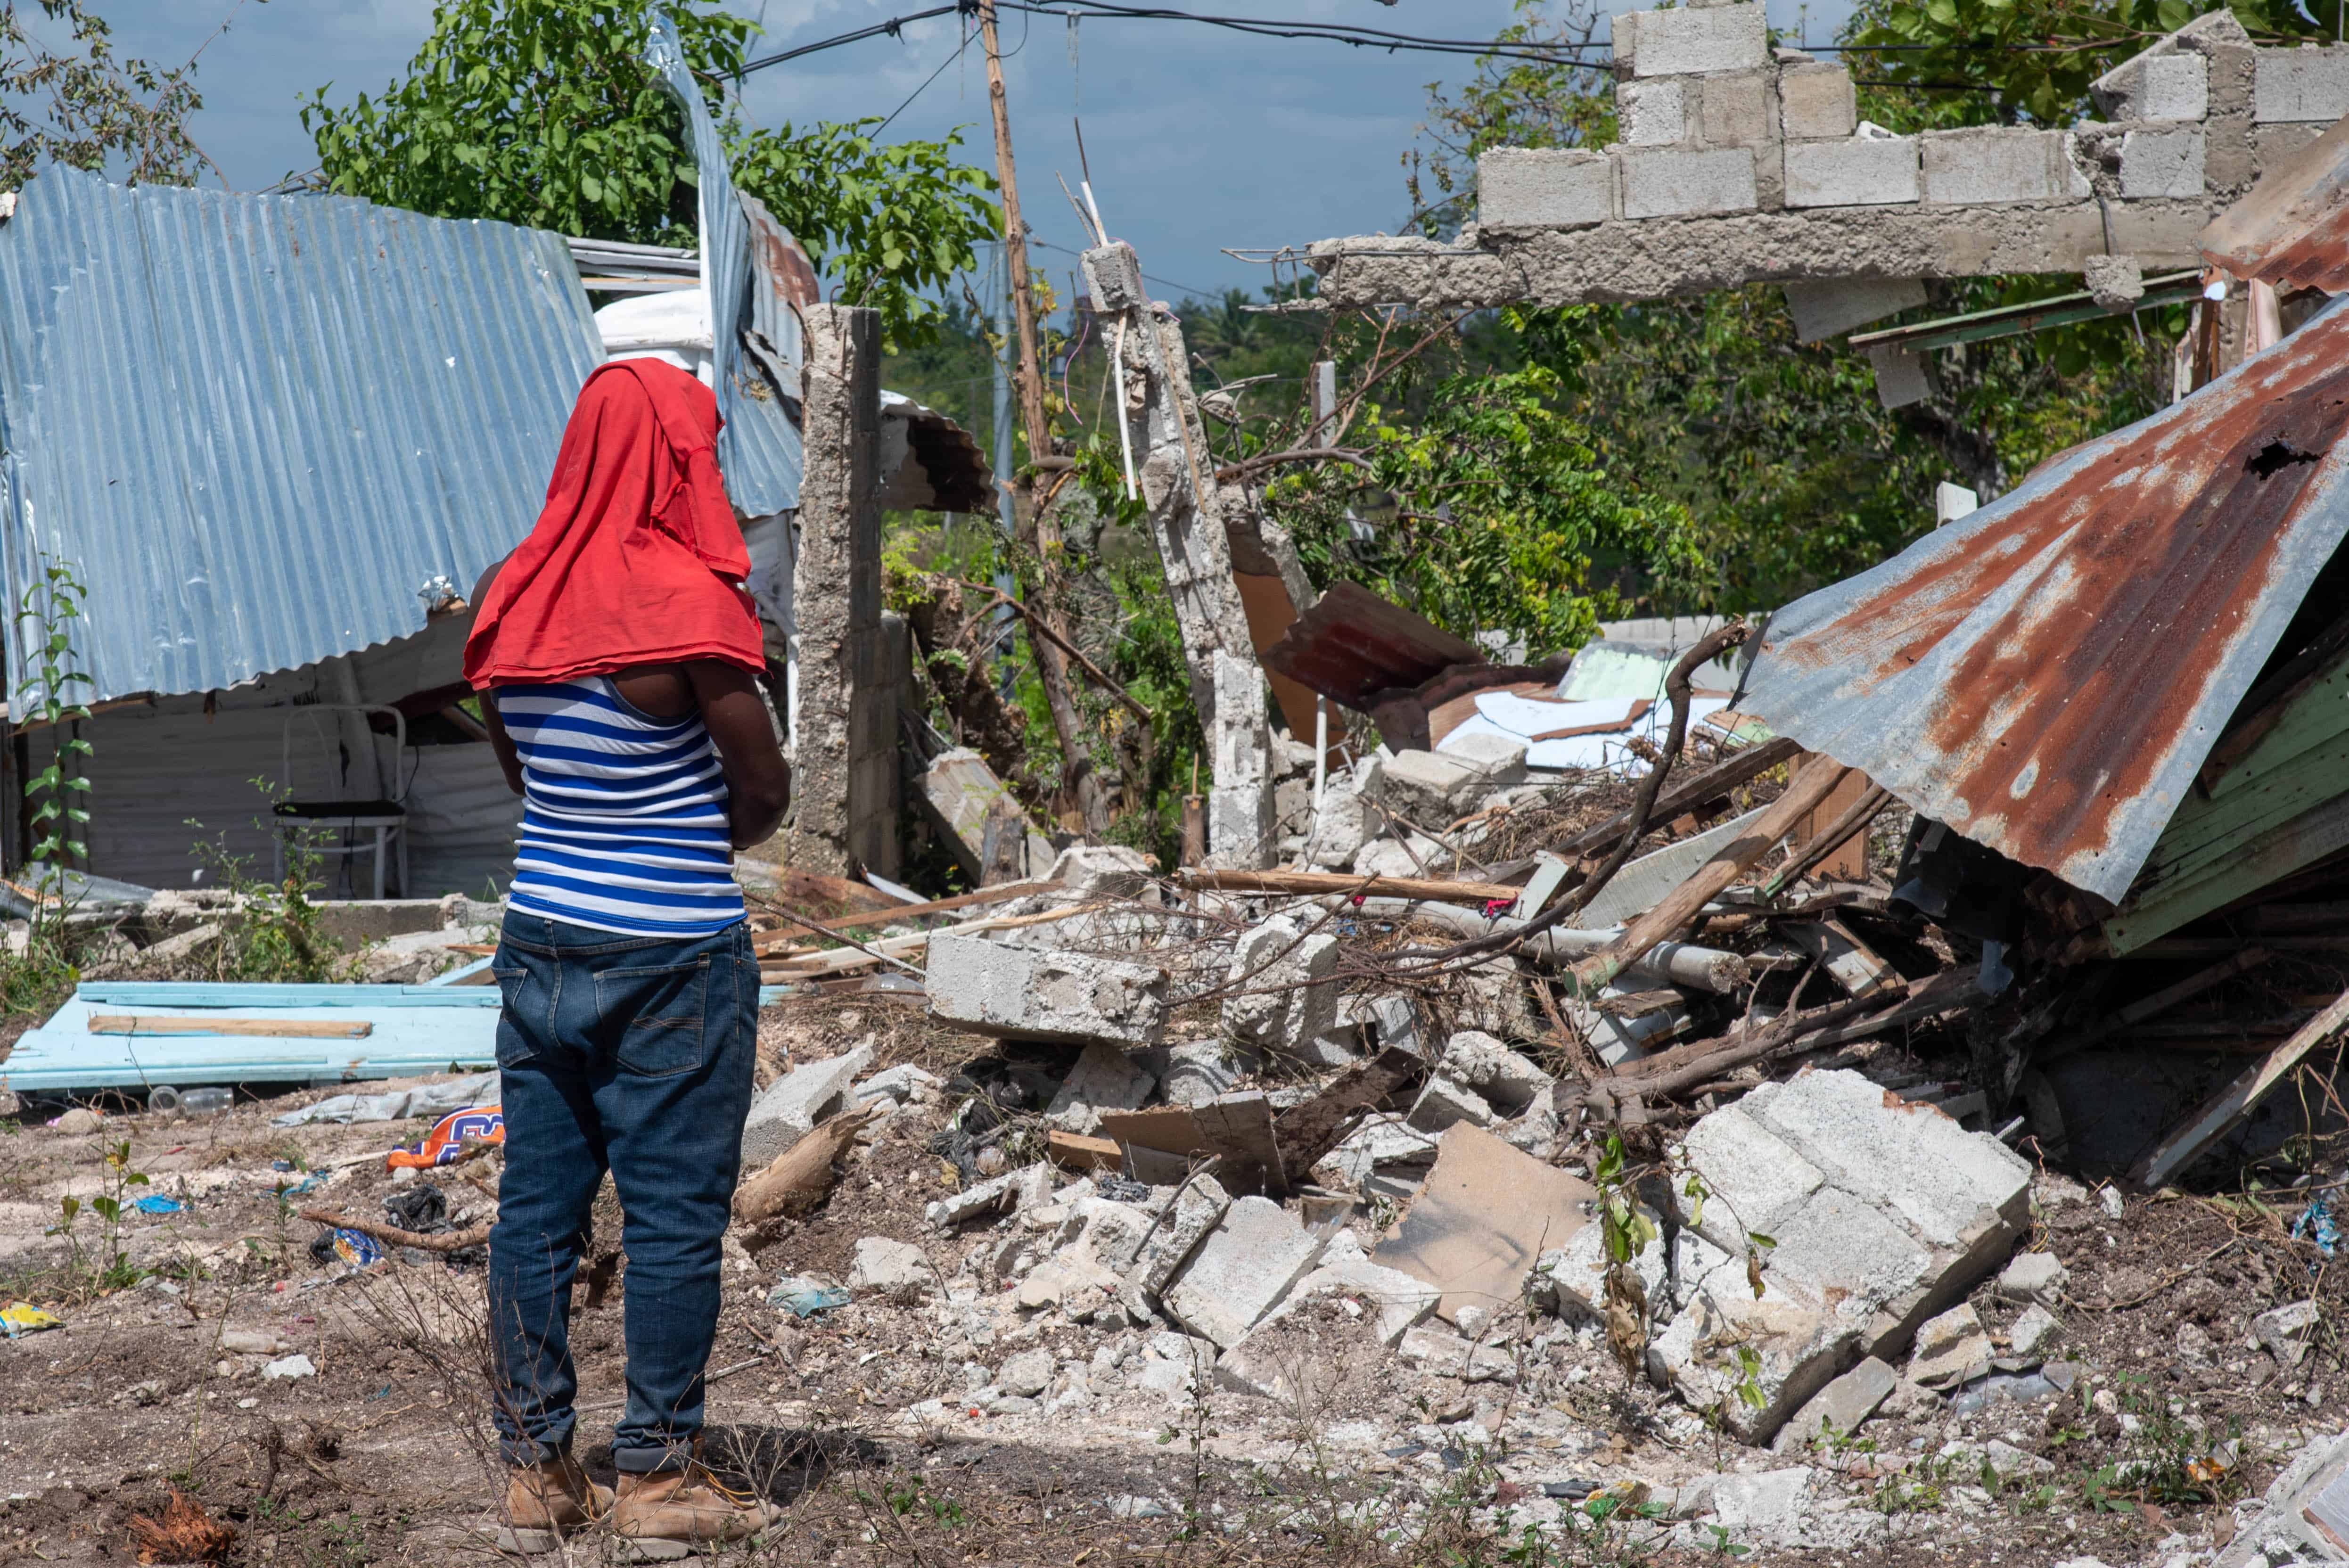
[[468, 557, 791, 849]]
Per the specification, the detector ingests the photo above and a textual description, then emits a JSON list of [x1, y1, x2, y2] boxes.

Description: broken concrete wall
[[788, 303, 898, 877], [1307, 6, 2311, 342], [1082, 240, 1275, 859]]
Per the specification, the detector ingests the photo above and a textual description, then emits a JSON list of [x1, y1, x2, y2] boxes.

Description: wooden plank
[[1789, 763, 1876, 883], [759, 903, 1104, 977], [1568, 757, 1855, 993], [750, 879, 1067, 953], [2130, 989, 2349, 1191], [1045, 1130, 1124, 1173], [1179, 869, 1521, 904], [89, 1014, 373, 1040]]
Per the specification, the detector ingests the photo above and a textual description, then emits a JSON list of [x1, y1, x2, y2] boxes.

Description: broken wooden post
[[789, 304, 895, 876]]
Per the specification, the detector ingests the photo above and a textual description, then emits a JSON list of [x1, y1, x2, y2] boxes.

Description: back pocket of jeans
[[596, 959, 709, 1077], [492, 966, 542, 1068]]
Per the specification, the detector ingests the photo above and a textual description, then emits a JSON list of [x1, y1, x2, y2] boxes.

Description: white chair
[[274, 706, 412, 900]]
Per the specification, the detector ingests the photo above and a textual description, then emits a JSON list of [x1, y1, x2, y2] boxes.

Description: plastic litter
[[768, 1274, 852, 1318], [384, 1104, 504, 1169], [180, 1087, 231, 1117], [1, 1302, 62, 1337], [131, 1195, 182, 1215], [2294, 1192, 2340, 1259], [271, 1073, 497, 1127], [308, 1227, 385, 1269], [1946, 1362, 2078, 1417]]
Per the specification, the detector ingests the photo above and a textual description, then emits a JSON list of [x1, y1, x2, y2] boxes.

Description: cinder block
[[1373, 747, 1487, 821], [2091, 50, 2209, 121], [741, 1041, 873, 1170], [2255, 121, 2328, 171], [1921, 127, 2081, 205], [1611, 2, 1768, 79], [1162, 1195, 1329, 1347], [926, 933, 1169, 1047], [1617, 145, 1758, 219], [1784, 135, 1919, 208], [1782, 277, 1927, 343], [1780, 63, 1856, 140], [2255, 45, 2349, 122], [1437, 1030, 1553, 1115], [1221, 914, 1341, 1058], [2119, 125, 2207, 198], [1042, 1041, 1157, 1133], [1618, 78, 1691, 146], [1740, 1070, 2031, 1253], [1699, 70, 1774, 148], [1477, 148, 1613, 228]]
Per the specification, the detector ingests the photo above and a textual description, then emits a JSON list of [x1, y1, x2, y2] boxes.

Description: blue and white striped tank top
[[494, 677, 745, 938]]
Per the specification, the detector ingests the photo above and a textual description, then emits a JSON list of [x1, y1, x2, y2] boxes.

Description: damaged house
[[0, 33, 988, 901]]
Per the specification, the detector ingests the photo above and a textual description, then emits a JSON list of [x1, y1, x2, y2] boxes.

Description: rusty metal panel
[[1737, 294, 2349, 905], [2202, 115, 2349, 294], [1258, 580, 1482, 710]]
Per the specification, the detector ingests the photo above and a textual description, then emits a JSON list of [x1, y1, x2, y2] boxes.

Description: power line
[[734, 0, 2161, 78], [1029, 234, 1216, 300], [875, 19, 977, 132]]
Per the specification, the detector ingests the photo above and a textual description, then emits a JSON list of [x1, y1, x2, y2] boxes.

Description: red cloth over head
[[463, 359, 764, 687]]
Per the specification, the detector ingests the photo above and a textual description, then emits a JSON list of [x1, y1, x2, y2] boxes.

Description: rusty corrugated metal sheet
[[1737, 294, 2349, 906], [1259, 580, 1483, 709], [2201, 114, 2349, 294]]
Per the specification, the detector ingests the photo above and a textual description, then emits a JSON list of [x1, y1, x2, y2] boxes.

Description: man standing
[[466, 356, 790, 1560]]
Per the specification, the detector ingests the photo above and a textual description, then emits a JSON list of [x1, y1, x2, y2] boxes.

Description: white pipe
[[1312, 695, 1328, 811], [1109, 317, 1139, 501]]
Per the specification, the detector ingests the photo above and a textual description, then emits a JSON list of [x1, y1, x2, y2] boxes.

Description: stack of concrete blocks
[[1326, 5, 2349, 402], [1631, 1068, 2032, 1445]]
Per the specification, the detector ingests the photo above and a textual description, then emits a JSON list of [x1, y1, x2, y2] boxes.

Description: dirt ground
[[2, 994, 2345, 1567]]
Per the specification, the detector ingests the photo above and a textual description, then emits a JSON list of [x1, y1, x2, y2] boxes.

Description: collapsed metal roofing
[[1737, 295, 2349, 906], [644, 13, 800, 519], [0, 164, 606, 706], [2201, 113, 2349, 295]]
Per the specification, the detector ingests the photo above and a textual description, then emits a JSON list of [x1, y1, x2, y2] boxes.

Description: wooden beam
[[89, 1015, 373, 1039], [1179, 869, 1521, 905], [752, 879, 1066, 953], [1567, 757, 1855, 993], [2130, 988, 2349, 1191]]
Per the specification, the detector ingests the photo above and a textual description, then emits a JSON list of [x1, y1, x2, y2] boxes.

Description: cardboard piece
[[1099, 1091, 1287, 1194], [1372, 1123, 1596, 1325]]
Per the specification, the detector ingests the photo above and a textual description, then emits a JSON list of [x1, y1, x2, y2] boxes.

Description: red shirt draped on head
[[462, 358, 765, 688]]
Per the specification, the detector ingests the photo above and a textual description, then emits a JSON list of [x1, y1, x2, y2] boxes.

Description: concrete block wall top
[[1780, 63, 1856, 140], [1611, 2, 1769, 79], [1784, 136, 1918, 210], [2256, 44, 2349, 122], [1326, 7, 2308, 310]]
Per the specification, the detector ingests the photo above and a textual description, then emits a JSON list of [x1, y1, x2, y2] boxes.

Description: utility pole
[[979, 1, 1051, 477], [977, 0, 1110, 836]]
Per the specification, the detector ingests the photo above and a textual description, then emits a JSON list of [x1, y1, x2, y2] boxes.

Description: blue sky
[[90, 0, 1850, 301]]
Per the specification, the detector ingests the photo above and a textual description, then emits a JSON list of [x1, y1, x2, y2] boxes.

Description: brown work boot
[[609, 1461, 783, 1561], [486, 1452, 613, 1554]]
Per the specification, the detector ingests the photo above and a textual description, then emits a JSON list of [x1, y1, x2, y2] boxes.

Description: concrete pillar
[[1082, 239, 1275, 856], [786, 304, 894, 877]]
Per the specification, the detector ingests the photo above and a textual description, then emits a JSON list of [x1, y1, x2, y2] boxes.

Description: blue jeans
[[486, 911, 756, 1474]]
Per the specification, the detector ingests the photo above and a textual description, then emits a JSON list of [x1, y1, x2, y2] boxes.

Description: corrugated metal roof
[[2201, 114, 2349, 295], [645, 15, 801, 518], [1259, 580, 1484, 709], [0, 164, 605, 705], [1737, 294, 2349, 905]]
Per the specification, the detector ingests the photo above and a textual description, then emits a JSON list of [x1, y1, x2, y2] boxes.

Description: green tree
[[1402, 0, 2181, 612], [1847, 0, 2341, 128], [300, 0, 997, 347], [1, 0, 232, 190]]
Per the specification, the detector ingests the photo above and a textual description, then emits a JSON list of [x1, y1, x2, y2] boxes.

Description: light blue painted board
[[0, 981, 815, 1090]]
